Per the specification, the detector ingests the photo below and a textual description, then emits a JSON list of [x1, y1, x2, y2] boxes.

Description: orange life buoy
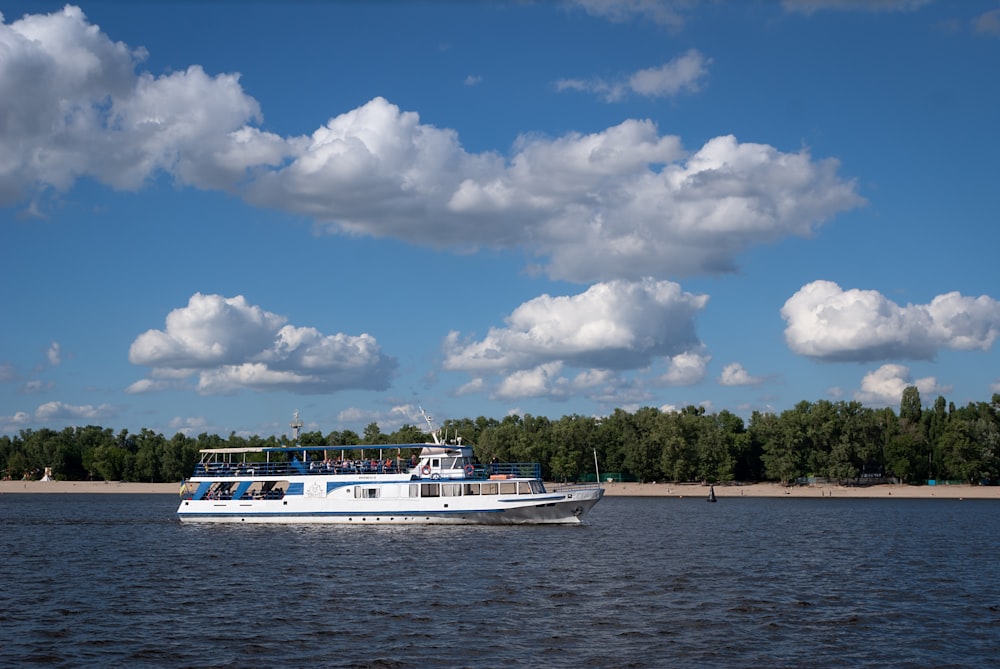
[[421, 464, 431, 476], [464, 464, 475, 476]]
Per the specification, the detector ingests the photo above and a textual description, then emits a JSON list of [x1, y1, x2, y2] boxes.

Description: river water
[[1, 493, 998, 668]]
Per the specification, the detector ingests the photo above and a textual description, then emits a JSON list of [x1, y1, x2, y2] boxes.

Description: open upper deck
[[191, 444, 542, 481]]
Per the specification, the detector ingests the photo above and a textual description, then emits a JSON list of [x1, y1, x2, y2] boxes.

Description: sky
[[2, 0, 999, 439]]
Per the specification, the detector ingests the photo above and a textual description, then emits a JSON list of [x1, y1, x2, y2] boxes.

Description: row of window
[[355, 480, 546, 499]]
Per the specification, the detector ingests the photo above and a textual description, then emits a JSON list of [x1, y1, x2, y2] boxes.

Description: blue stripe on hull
[[178, 508, 506, 519]]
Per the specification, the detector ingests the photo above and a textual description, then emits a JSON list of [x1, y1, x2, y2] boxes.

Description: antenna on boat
[[593, 448, 603, 489], [419, 405, 442, 445]]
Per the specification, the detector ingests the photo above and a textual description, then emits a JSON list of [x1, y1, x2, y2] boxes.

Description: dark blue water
[[1, 494, 998, 668]]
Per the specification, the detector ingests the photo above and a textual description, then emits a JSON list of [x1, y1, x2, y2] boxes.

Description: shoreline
[[0, 480, 181, 494], [594, 481, 1000, 499], [1, 479, 998, 499]]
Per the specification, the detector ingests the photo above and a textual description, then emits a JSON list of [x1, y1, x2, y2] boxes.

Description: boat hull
[[177, 485, 602, 525]]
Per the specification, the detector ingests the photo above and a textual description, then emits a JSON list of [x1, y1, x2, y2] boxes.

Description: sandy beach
[[0, 480, 182, 494], [1, 478, 998, 499]]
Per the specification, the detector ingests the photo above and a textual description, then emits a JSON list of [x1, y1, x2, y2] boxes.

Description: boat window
[[408, 484, 420, 498], [355, 487, 379, 499], [463, 483, 480, 495], [528, 480, 545, 494], [480, 482, 498, 495], [249, 482, 285, 499], [431, 458, 440, 468], [441, 483, 462, 497], [420, 483, 440, 498], [499, 482, 518, 494]]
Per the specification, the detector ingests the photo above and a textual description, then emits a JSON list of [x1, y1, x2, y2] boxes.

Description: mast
[[593, 448, 602, 489], [419, 405, 442, 445], [290, 410, 304, 461], [290, 410, 303, 442]]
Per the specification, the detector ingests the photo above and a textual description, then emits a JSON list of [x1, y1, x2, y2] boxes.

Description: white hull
[[177, 480, 602, 525]]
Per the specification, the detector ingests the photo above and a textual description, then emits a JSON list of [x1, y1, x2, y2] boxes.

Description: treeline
[[3, 387, 999, 485]]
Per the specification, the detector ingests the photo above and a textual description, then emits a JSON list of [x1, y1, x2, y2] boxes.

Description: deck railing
[[194, 461, 544, 480], [196, 460, 405, 477], [469, 463, 542, 480]]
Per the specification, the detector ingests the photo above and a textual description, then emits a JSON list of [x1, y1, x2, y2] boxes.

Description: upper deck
[[191, 444, 542, 481]]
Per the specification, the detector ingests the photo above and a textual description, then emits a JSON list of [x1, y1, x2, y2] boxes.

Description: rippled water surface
[[2, 493, 999, 668]]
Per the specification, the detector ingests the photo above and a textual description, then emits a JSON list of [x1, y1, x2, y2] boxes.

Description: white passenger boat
[[176, 412, 603, 524]]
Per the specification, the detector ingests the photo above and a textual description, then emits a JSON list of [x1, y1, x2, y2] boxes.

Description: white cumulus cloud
[[658, 351, 710, 386], [0, 6, 292, 204], [853, 364, 949, 407], [34, 400, 116, 423], [719, 362, 764, 386], [1, 8, 863, 283], [444, 278, 708, 373], [443, 278, 708, 401], [782, 280, 1000, 362], [127, 293, 397, 395]]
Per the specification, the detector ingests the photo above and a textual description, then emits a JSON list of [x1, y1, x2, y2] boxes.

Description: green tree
[[625, 407, 663, 482], [477, 414, 526, 464], [362, 422, 387, 445], [900, 385, 923, 424], [389, 423, 429, 445], [756, 403, 810, 484], [298, 430, 327, 446], [698, 410, 743, 482], [132, 428, 165, 482], [550, 414, 598, 482], [658, 412, 697, 482]]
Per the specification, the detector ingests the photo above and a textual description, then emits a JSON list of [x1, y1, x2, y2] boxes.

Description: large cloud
[[442, 279, 708, 400], [253, 104, 862, 282], [0, 5, 292, 202], [2, 7, 863, 283], [782, 280, 1000, 362], [127, 293, 397, 394]]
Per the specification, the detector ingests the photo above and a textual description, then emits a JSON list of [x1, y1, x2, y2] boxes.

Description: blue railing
[[468, 463, 542, 480], [196, 459, 406, 477], [193, 460, 543, 480]]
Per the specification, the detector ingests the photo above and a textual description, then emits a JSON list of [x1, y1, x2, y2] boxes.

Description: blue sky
[[2, 0, 999, 439]]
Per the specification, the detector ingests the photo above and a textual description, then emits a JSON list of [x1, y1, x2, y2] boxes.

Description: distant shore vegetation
[[2, 387, 998, 486]]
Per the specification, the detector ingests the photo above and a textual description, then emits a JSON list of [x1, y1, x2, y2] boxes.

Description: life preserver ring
[[421, 465, 431, 476], [464, 464, 475, 476]]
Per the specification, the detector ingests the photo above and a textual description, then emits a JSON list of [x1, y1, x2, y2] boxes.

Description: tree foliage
[[3, 394, 1000, 485]]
